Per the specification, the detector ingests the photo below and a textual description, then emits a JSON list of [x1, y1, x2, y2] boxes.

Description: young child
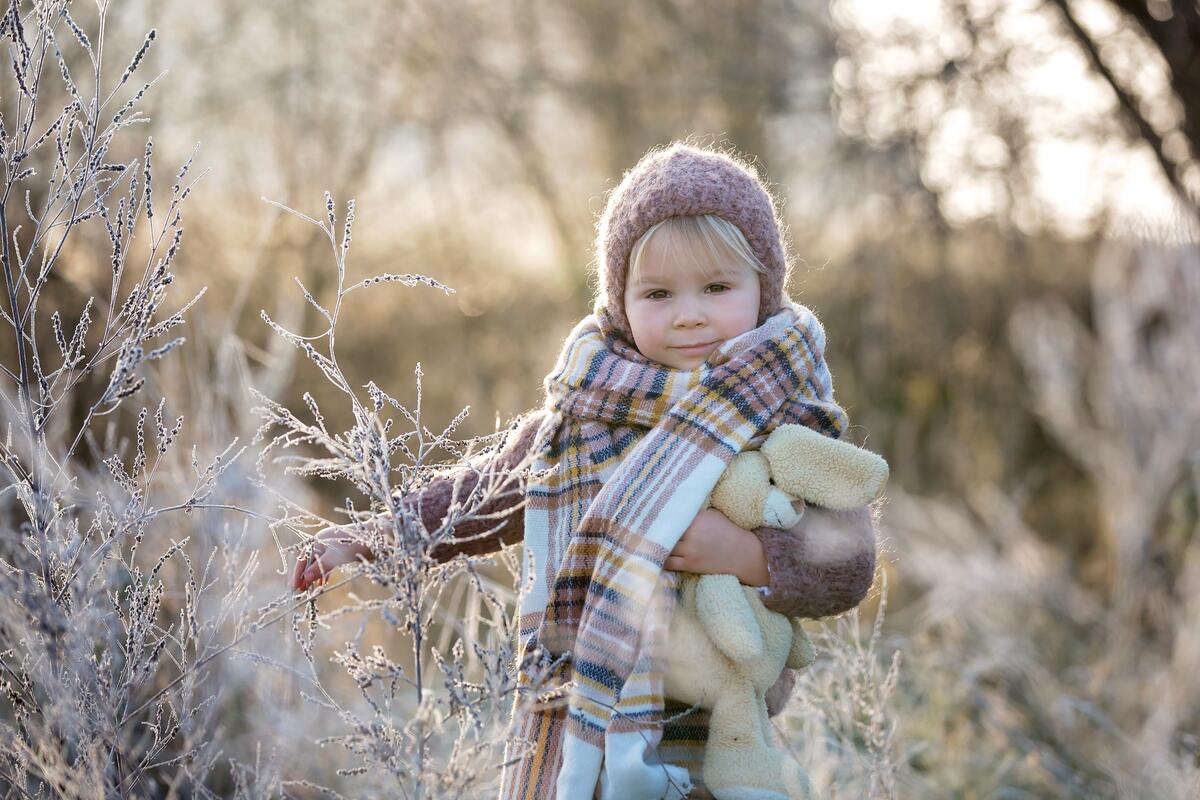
[[292, 143, 878, 800]]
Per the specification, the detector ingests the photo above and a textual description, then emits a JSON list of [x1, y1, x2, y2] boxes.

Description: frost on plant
[[0, 2, 266, 796], [252, 192, 548, 798]]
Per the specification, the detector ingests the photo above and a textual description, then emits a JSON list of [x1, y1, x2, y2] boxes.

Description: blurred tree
[[121, 0, 876, 436], [830, 0, 1199, 234], [371, 0, 852, 294], [1048, 0, 1200, 208]]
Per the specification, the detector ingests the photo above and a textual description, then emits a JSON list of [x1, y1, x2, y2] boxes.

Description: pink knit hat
[[594, 142, 791, 342]]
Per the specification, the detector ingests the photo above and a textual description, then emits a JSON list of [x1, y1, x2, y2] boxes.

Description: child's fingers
[[292, 542, 319, 591], [299, 566, 315, 590], [292, 557, 305, 590], [294, 535, 370, 591], [303, 555, 331, 589]]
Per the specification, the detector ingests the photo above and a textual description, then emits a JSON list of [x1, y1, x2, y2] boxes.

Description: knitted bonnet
[[594, 142, 791, 342]]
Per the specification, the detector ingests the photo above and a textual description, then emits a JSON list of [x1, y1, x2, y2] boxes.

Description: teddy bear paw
[[704, 783, 793, 800], [704, 749, 798, 800], [761, 489, 802, 529]]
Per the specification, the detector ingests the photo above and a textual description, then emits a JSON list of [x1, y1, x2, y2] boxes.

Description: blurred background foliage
[[9, 0, 1200, 795], [123, 0, 1192, 575]]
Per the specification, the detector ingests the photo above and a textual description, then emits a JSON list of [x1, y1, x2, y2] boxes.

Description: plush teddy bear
[[663, 423, 889, 800]]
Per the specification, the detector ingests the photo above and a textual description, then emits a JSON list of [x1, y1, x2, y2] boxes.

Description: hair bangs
[[629, 215, 765, 287]]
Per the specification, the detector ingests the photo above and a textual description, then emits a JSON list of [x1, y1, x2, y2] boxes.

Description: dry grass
[[770, 236, 1200, 800]]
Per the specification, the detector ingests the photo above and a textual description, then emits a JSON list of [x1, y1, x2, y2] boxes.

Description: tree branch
[[1047, 0, 1198, 214]]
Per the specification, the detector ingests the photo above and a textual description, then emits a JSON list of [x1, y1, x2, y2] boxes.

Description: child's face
[[623, 251, 761, 370]]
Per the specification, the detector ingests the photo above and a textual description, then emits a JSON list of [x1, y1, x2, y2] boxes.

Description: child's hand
[[292, 526, 375, 592], [665, 508, 770, 587]]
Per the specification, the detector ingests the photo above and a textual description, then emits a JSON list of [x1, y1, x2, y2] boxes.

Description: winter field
[[1, 2, 1198, 798]]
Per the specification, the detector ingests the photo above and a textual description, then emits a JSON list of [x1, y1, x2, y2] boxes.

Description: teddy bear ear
[[762, 424, 889, 510]]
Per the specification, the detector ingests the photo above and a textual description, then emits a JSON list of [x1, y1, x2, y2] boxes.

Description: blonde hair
[[628, 214, 766, 287]]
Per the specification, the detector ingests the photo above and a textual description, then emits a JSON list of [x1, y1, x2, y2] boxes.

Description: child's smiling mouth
[[672, 340, 720, 354]]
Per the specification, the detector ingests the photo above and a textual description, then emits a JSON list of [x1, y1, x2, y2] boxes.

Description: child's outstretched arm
[[292, 411, 547, 591]]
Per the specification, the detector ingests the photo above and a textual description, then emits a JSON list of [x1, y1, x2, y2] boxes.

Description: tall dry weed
[[251, 193, 548, 799], [0, 2, 270, 795]]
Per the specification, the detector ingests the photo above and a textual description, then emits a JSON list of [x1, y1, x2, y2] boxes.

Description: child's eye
[[646, 289, 669, 300], [706, 283, 730, 293]]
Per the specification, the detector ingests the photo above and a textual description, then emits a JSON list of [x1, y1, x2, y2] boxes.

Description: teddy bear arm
[[786, 619, 816, 670], [694, 574, 765, 663]]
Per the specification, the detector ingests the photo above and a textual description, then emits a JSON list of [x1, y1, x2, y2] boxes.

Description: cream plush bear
[[663, 423, 889, 800]]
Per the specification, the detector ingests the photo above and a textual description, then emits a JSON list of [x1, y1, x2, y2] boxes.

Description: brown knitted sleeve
[[755, 502, 879, 620], [384, 411, 547, 562]]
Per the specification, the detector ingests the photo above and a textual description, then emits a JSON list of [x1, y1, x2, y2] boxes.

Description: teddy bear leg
[[781, 762, 814, 800], [701, 682, 791, 800], [755, 706, 813, 800]]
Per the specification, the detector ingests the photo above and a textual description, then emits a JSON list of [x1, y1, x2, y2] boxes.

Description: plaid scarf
[[499, 302, 847, 800]]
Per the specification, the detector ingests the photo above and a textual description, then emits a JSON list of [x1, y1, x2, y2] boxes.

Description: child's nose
[[673, 299, 707, 327]]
